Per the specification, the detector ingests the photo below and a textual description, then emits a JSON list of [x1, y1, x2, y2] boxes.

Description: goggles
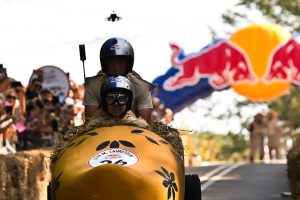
[[105, 93, 128, 105]]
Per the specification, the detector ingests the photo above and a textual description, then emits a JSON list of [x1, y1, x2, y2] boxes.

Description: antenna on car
[[79, 44, 86, 83]]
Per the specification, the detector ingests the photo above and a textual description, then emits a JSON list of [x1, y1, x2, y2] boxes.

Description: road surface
[[185, 160, 291, 200]]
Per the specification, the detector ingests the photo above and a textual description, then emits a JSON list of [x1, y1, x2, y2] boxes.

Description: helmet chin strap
[[107, 73, 127, 77]]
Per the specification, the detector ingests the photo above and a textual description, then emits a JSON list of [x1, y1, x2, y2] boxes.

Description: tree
[[267, 88, 300, 133], [222, 0, 300, 32]]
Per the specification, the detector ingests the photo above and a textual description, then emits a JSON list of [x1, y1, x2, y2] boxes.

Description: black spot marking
[[66, 142, 76, 148], [85, 132, 98, 136], [131, 129, 144, 134], [145, 136, 159, 145], [110, 141, 120, 148], [119, 140, 135, 148], [159, 140, 169, 145], [96, 141, 110, 151], [74, 138, 87, 147], [171, 149, 182, 162], [55, 150, 66, 162]]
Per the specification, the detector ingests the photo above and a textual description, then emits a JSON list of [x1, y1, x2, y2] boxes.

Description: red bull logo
[[230, 23, 292, 101], [264, 38, 300, 85], [110, 44, 120, 50], [163, 40, 257, 91], [163, 23, 295, 101]]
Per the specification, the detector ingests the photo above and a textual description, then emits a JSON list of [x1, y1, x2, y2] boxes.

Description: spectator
[[5, 89, 24, 122], [0, 65, 14, 92], [3, 123, 17, 153], [34, 89, 58, 147], [151, 97, 163, 121], [0, 95, 14, 154], [25, 78, 43, 101], [59, 98, 75, 134], [0, 65, 26, 117], [22, 101, 45, 149], [161, 108, 174, 124], [248, 113, 266, 162], [265, 110, 283, 160], [73, 101, 84, 126], [69, 83, 85, 126]]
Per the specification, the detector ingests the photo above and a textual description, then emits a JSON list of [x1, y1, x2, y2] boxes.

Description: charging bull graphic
[[163, 40, 257, 91], [264, 38, 300, 85], [152, 24, 298, 112]]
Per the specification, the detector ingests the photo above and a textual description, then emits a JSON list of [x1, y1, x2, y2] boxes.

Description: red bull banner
[[152, 23, 299, 113]]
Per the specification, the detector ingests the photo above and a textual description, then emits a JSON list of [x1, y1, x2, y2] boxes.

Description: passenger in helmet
[[100, 76, 133, 119], [83, 37, 155, 123]]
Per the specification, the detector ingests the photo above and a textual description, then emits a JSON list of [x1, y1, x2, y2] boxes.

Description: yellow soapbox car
[[48, 125, 201, 200]]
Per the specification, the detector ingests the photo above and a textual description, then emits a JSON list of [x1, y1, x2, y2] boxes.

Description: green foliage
[[192, 131, 249, 161], [268, 88, 300, 132], [222, 0, 300, 32], [219, 132, 249, 161]]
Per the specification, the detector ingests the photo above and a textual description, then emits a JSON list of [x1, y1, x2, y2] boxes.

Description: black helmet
[[100, 37, 134, 74], [100, 76, 134, 113]]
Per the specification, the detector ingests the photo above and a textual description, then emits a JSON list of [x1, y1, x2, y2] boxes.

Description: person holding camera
[[0, 94, 17, 154], [25, 78, 43, 101], [37, 89, 58, 147], [0, 64, 26, 115], [11, 81, 26, 117]]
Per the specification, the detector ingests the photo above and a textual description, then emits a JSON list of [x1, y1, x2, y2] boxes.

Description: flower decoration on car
[[155, 166, 178, 200]]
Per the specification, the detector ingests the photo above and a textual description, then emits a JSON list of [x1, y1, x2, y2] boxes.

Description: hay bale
[[287, 134, 300, 200], [0, 149, 52, 200], [51, 113, 186, 165]]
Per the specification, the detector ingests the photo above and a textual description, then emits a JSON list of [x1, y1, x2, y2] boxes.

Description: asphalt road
[[185, 161, 291, 200]]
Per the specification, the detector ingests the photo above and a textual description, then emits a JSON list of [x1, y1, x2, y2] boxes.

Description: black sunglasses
[[105, 93, 128, 105], [7, 95, 17, 100]]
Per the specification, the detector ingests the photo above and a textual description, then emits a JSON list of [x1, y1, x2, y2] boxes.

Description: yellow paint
[[230, 23, 292, 101], [52, 126, 184, 200]]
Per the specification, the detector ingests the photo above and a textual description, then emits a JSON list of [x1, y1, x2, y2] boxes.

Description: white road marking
[[200, 164, 229, 182], [201, 163, 244, 191]]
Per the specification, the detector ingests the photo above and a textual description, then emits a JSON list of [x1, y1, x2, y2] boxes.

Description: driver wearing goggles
[[100, 76, 134, 119], [105, 93, 128, 106]]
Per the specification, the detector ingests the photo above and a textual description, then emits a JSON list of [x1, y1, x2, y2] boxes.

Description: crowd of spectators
[[0, 65, 174, 155], [0, 65, 85, 154], [248, 110, 284, 162], [151, 96, 174, 124]]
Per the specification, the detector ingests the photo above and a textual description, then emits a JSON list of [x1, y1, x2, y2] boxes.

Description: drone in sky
[[106, 11, 122, 22]]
